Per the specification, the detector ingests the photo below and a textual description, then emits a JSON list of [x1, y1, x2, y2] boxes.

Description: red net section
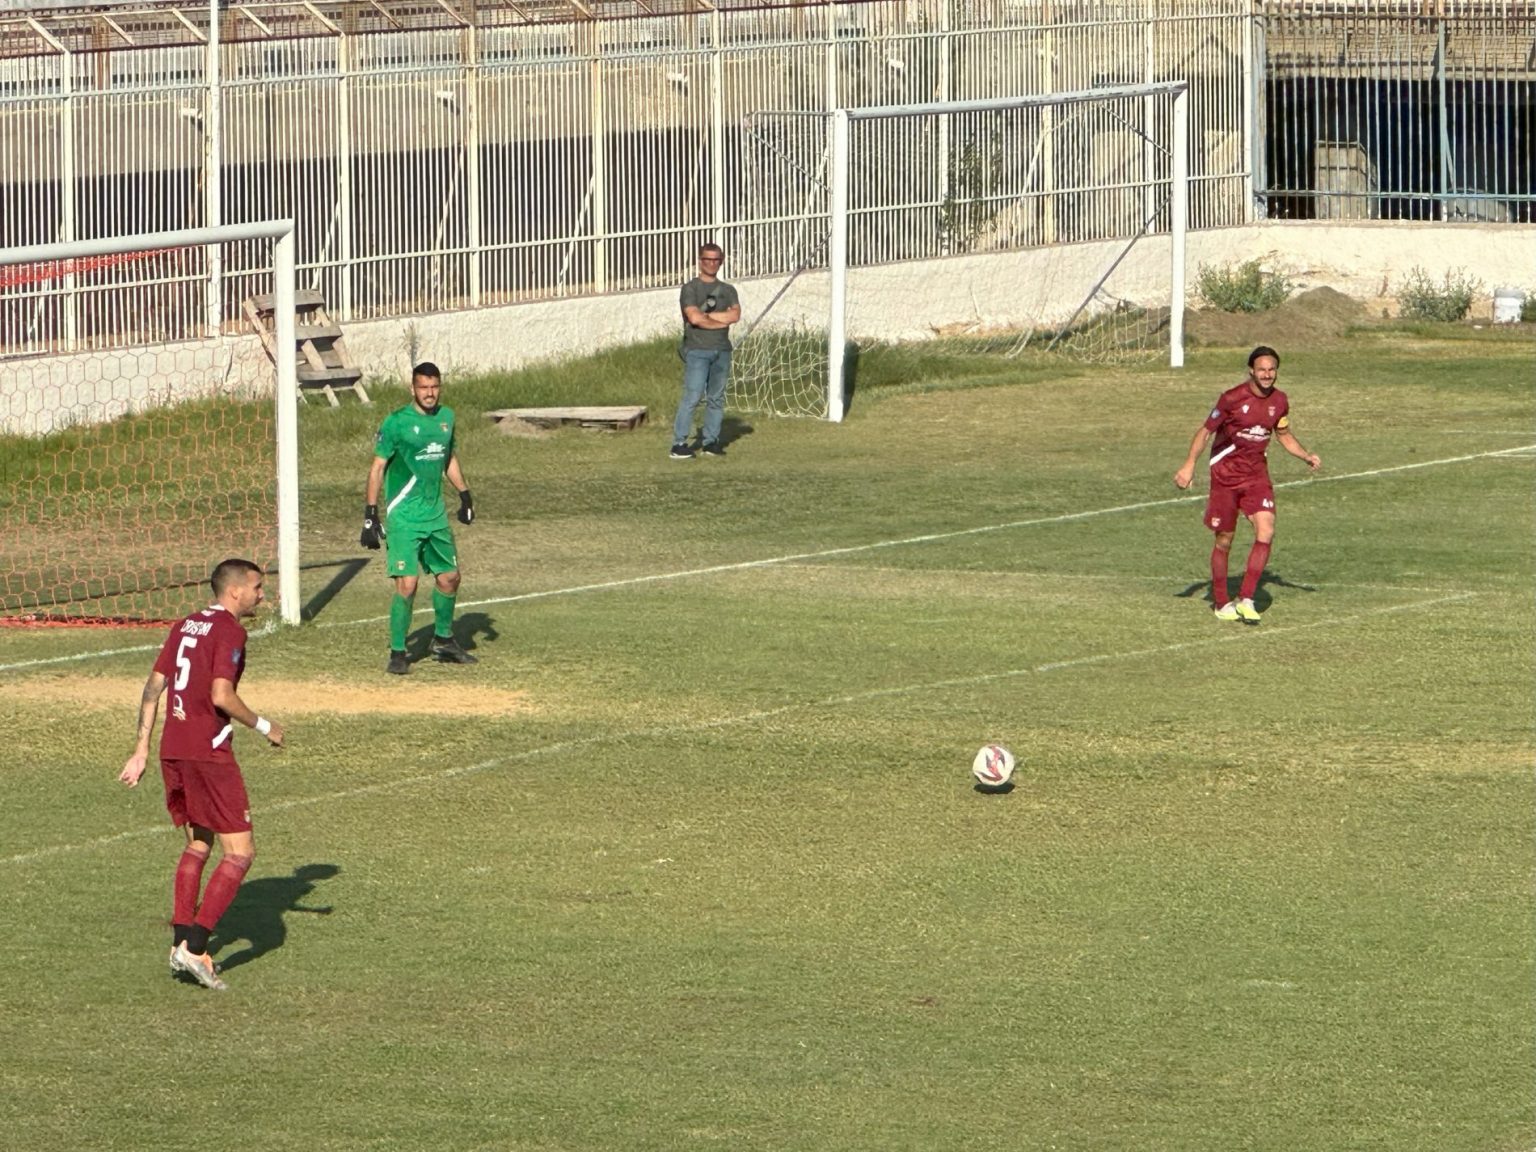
[[0, 250, 170, 291], [0, 244, 277, 626]]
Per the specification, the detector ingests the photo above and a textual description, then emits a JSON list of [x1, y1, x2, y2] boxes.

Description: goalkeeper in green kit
[[361, 362, 477, 675]]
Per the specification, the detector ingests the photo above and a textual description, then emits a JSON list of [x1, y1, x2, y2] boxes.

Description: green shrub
[[1396, 266, 1481, 323], [1522, 291, 1536, 324], [1196, 260, 1295, 313]]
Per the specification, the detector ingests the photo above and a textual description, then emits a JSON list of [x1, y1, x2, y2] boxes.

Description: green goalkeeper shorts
[[385, 521, 459, 577]]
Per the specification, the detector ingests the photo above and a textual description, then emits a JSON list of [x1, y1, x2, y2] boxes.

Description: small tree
[[1196, 260, 1294, 313], [1396, 267, 1481, 323]]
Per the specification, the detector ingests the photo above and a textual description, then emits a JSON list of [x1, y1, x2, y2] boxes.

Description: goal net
[[0, 222, 300, 626], [731, 84, 1188, 421]]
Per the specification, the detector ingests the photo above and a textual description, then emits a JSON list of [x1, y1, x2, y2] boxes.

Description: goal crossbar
[[815, 83, 1189, 421], [1, 220, 301, 625]]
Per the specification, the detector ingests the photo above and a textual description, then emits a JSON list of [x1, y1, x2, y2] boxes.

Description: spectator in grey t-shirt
[[670, 242, 741, 459]]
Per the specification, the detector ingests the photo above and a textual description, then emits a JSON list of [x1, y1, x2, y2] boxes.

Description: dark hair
[[210, 558, 263, 596], [412, 362, 442, 381], [1247, 345, 1280, 368], [698, 242, 725, 259]]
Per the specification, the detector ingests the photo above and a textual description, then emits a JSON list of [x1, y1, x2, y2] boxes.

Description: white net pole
[[273, 226, 300, 625], [827, 109, 850, 424], [1170, 86, 1189, 369]]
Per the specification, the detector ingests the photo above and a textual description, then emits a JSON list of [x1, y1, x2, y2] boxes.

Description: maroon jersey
[[1203, 382, 1291, 487], [151, 605, 248, 762]]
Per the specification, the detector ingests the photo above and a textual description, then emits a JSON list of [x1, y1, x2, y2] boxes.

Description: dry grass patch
[[0, 673, 534, 717]]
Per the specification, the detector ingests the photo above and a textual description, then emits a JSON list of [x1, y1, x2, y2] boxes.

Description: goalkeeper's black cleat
[[386, 649, 411, 676], [431, 636, 478, 665]]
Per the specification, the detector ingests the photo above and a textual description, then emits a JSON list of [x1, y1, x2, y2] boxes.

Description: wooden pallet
[[485, 405, 647, 430], [243, 289, 370, 406]]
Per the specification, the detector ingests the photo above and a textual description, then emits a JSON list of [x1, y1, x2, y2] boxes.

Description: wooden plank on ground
[[485, 405, 647, 430]]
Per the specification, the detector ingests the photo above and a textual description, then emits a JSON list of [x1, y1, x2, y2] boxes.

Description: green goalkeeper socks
[[432, 588, 456, 638], [389, 593, 413, 651]]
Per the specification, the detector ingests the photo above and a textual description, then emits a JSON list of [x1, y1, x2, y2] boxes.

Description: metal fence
[[0, 0, 1251, 354], [1260, 0, 1536, 223], [1, 0, 1532, 356]]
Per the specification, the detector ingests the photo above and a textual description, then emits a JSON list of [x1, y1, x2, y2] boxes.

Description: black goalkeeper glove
[[457, 489, 475, 525], [360, 504, 382, 550]]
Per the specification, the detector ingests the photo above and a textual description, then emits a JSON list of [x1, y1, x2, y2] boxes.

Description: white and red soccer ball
[[971, 743, 1015, 788]]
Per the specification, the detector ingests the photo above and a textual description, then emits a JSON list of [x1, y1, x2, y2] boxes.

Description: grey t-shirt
[[679, 276, 739, 352]]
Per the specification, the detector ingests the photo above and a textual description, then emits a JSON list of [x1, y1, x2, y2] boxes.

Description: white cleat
[[1213, 601, 1240, 622], [1233, 598, 1262, 622], [172, 942, 228, 990]]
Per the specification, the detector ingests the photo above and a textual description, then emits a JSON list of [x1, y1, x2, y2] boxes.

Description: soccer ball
[[971, 744, 1015, 788]]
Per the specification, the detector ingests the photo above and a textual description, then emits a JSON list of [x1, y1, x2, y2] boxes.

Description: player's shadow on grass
[[1175, 571, 1320, 611], [698, 414, 754, 450], [210, 863, 339, 971], [407, 610, 498, 660], [300, 558, 370, 623]]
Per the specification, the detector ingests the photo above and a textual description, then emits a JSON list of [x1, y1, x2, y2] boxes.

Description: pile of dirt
[[1184, 286, 1375, 350]]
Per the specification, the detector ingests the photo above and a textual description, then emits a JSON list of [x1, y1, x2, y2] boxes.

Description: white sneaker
[[172, 942, 228, 990]]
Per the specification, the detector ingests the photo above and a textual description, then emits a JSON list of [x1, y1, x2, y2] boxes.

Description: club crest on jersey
[[439, 422, 449, 432], [1268, 406, 1276, 417]]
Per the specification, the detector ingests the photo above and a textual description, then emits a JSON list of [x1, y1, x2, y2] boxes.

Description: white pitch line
[[0, 589, 1474, 869], [2, 444, 1527, 673], [328, 443, 1536, 628], [0, 616, 278, 675], [0, 639, 163, 674]]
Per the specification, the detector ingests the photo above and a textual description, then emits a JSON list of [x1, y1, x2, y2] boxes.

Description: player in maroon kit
[[1173, 346, 1321, 622], [119, 558, 285, 990]]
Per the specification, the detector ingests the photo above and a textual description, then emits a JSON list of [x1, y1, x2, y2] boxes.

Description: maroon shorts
[[1204, 477, 1275, 534], [161, 758, 252, 834]]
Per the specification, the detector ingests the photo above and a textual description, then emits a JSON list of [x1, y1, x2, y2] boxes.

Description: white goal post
[[0, 220, 301, 625], [733, 82, 1189, 423]]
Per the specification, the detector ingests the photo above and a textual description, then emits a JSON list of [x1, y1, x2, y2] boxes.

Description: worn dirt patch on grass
[[0, 674, 533, 717]]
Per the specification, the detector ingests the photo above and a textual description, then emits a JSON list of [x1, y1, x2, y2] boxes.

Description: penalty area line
[[3, 445, 1524, 672], [332, 444, 1533, 627], [0, 589, 1474, 869], [0, 617, 281, 676]]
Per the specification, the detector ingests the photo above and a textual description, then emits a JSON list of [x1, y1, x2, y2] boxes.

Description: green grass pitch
[[1, 326, 1532, 1151]]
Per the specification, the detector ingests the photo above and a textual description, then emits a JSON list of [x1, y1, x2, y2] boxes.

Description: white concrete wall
[[339, 221, 1536, 382], [5, 220, 1531, 435], [1, 336, 269, 437]]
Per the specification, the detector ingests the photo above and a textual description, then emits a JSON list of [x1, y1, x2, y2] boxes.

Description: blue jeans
[[673, 348, 731, 446]]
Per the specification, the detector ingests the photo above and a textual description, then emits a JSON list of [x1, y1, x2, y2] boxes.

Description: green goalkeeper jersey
[[374, 404, 457, 529]]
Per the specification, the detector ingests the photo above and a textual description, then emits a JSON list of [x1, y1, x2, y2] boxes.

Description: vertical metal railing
[[1257, 1, 1534, 222], [0, 0, 1286, 350]]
